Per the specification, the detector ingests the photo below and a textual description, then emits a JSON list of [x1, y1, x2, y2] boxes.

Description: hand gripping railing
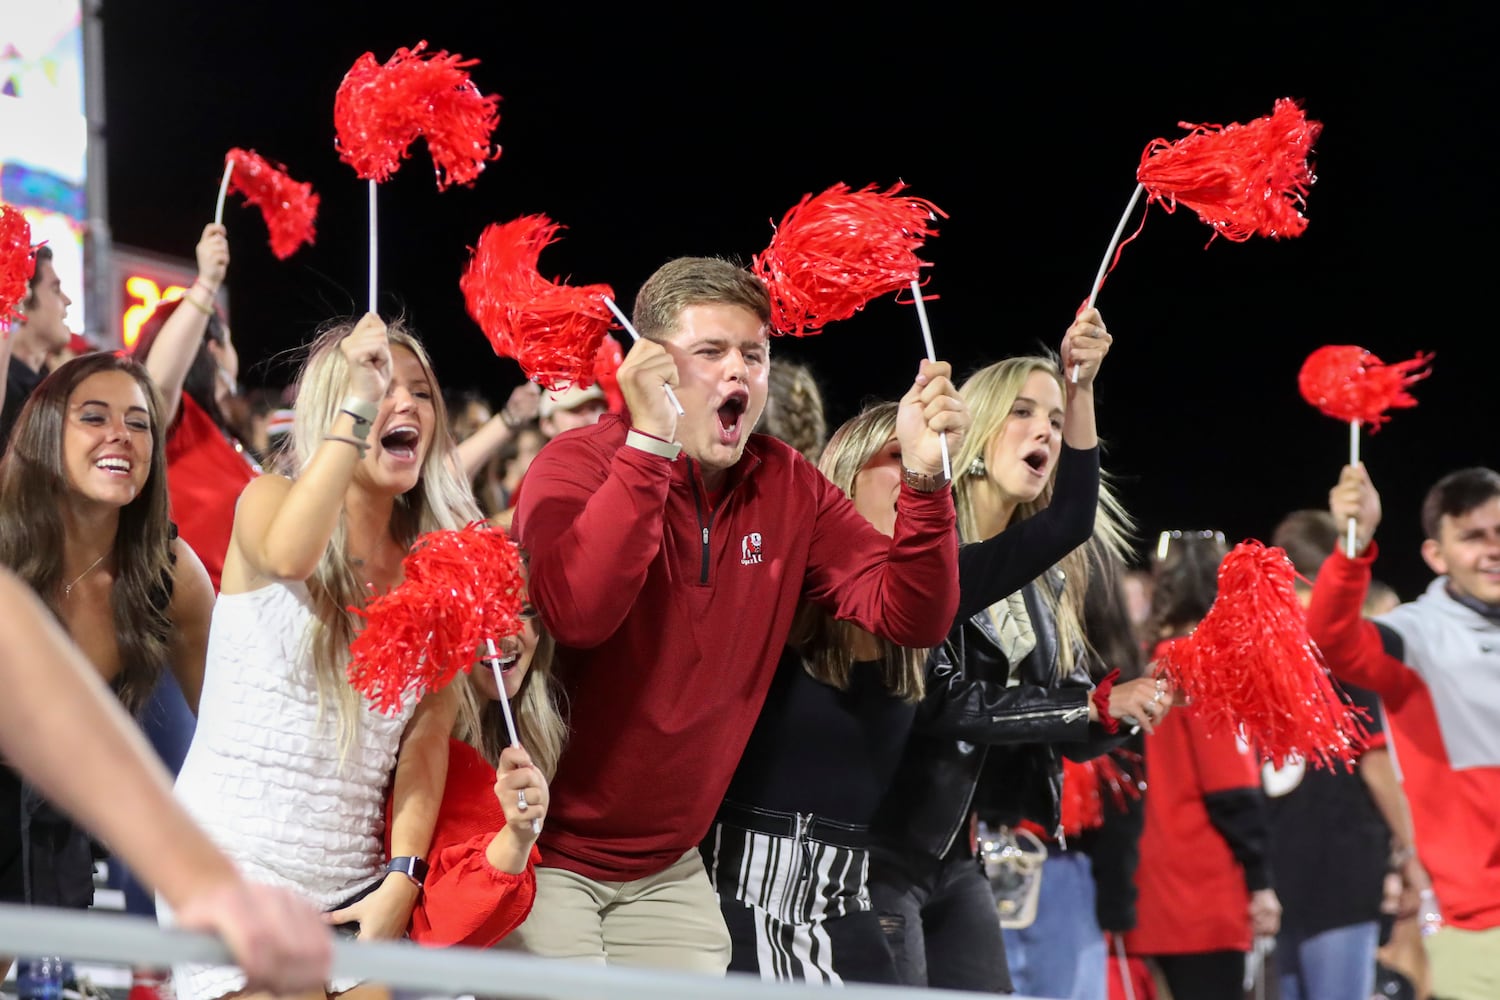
[[1, 904, 1038, 1000]]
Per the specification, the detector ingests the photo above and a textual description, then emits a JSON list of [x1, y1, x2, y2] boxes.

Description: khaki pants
[[499, 849, 731, 974], [1426, 924, 1500, 1000]]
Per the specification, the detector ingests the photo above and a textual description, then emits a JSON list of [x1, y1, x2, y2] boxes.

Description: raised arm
[[1307, 465, 1419, 699], [515, 338, 677, 648], [454, 382, 539, 480], [142, 224, 228, 427], [799, 360, 964, 647], [224, 313, 389, 590], [0, 569, 331, 993], [955, 445, 1098, 621]]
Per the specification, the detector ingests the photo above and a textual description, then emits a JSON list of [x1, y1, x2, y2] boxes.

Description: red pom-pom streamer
[[754, 182, 946, 337], [224, 149, 319, 259], [334, 41, 500, 190], [1059, 752, 1142, 837], [0, 205, 37, 325], [460, 214, 616, 391], [594, 336, 626, 414], [348, 522, 524, 715], [1154, 541, 1367, 770], [1137, 98, 1322, 244], [1298, 345, 1432, 431]]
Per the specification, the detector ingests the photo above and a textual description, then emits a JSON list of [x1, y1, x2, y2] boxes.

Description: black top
[[955, 444, 1099, 622], [721, 445, 1101, 837], [1, 355, 47, 456], [723, 647, 916, 825], [1267, 681, 1391, 934]]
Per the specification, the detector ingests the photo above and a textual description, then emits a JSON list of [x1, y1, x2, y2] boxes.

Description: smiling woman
[[0, 352, 216, 916]]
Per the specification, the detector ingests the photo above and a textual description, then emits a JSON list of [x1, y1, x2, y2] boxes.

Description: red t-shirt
[[165, 394, 257, 591], [1127, 695, 1260, 955], [385, 738, 539, 947]]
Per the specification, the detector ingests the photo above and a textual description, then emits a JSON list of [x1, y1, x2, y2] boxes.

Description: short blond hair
[[631, 257, 771, 340]]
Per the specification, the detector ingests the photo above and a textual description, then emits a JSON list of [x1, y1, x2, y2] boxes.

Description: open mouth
[[1022, 449, 1049, 476], [95, 456, 133, 476], [380, 425, 420, 461], [716, 393, 749, 445]]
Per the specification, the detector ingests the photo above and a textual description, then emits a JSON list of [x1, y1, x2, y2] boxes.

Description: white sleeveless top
[[170, 582, 414, 998]]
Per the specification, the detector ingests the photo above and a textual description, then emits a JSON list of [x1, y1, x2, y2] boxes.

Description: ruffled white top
[[168, 582, 415, 999]]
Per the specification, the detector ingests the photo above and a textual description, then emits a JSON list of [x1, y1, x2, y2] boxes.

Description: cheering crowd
[[1, 217, 1498, 1000]]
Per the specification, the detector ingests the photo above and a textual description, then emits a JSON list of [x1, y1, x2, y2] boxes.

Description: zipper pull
[[1063, 707, 1088, 724], [1056, 825, 1067, 851], [702, 527, 710, 546]]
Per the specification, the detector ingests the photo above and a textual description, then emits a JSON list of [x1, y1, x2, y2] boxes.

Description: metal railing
[[1, 905, 1037, 1000]]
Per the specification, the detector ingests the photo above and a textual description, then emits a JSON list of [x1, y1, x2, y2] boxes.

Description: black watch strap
[[387, 855, 429, 888]]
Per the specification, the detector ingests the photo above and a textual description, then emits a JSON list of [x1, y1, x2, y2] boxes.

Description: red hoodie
[[516, 417, 958, 881]]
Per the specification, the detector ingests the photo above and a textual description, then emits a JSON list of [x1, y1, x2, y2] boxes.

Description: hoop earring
[[967, 456, 987, 478]]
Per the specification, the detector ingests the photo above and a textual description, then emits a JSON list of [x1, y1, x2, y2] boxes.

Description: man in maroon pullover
[[511, 257, 965, 971]]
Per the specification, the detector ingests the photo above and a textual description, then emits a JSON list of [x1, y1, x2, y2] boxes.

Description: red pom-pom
[[1298, 344, 1432, 430], [224, 148, 319, 260], [754, 182, 946, 337], [1059, 753, 1142, 837], [593, 336, 626, 414], [1137, 98, 1322, 244], [0, 204, 37, 324], [347, 522, 525, 715], [1154, 541, 1367, 769], [334, 41, 501, 190], [460, 215, 617, 391]]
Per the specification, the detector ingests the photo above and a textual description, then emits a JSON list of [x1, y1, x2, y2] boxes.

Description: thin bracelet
[[182, 294, 215, 317], [324, 434, 370, 455], [499, 408, 522, 430]]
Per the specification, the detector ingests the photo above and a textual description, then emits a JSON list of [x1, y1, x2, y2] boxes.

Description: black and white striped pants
[[701, 803, 900, 985]]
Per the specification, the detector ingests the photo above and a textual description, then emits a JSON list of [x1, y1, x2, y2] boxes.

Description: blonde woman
[[169, 313, 479, 999], [867, 308, 1167, 992]]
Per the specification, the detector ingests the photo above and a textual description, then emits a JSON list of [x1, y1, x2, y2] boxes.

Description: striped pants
[[702, 813, 900, 985]]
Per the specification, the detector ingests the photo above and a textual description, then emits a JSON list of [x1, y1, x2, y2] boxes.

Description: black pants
[[869, 846, 1013, 993], [1154, 950, 1244, 1000]]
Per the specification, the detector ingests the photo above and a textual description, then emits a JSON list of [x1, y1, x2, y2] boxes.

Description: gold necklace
[[62, 553, 107, 599]]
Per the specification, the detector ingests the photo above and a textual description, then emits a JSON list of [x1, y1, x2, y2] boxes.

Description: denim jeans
[[869, 848, 1013, 992], [1003, 851, 1106, 1000], [1276, 920, 1378, 1000], [106, 672, 197, 918]]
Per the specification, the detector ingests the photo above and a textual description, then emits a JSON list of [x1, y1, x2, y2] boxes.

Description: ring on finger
[[518, 790, 529, 811]]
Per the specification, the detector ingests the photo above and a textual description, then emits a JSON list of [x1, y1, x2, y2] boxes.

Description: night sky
[[102, 4, 1493, 596]]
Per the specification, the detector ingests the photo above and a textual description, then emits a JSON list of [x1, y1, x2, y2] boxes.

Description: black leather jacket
[[872, 574, 1120, 860]]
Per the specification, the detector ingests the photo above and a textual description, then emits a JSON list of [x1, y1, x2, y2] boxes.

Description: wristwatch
[[901, 467, 949, 493], [387, 855, 429, 889]]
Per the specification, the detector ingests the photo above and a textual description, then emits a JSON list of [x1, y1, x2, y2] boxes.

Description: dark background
[[103, 3, 1493, 594]]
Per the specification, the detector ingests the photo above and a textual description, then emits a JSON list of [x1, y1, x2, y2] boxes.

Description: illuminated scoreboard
[[111, 244, 207, 350]]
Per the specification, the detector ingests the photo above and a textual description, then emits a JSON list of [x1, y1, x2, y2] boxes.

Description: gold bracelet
[[324, 434, 370, 455], [182, 293, 215, 317]]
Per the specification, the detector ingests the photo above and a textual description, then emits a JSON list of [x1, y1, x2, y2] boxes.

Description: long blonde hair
[[453, 619, 567, 780], [791, 402, 926, 701], [286, 319, 481, 753], [952, 356, 1132, 677]]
